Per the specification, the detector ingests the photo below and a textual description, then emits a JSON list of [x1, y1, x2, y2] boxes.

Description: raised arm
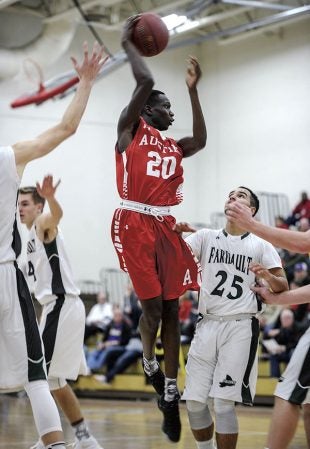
[[177, 56, 207, 157], [117, 16, 154, 153], [13, 42, 108, 177], [35, 175, 63, 243], [226, 202, 310, 253]]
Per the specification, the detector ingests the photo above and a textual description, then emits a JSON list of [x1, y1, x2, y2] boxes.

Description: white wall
[[195, 20, 310, 222], [0, 20, 309, 281]]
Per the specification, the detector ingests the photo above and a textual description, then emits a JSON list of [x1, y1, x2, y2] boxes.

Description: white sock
[[196, 439, 215, 449], [72, 420, 90, 440], [143, 355, 159, 376]]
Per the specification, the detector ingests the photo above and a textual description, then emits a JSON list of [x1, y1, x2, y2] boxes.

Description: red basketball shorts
[[111, 208, 201, 300]]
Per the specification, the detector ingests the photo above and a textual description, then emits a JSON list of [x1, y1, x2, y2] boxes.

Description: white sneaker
[[73, 435, 104, 449], [93, 374, 108, 384], [29, 441, 44, 449]]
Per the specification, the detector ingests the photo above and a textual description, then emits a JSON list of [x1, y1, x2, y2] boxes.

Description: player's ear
[[250, 206, 256, 217], [143, 104, 153, 116]]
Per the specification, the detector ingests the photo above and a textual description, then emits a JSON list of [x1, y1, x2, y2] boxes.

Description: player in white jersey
[[19, 176, 103, 449], [226, 200, 310, 449], [178, 187, 288, 449], [0, 43, 107, 449]]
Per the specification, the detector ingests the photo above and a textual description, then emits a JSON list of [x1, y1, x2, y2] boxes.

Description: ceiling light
[[162, 13, 187, 31]]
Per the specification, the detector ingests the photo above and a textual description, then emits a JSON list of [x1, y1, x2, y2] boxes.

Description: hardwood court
[[0, 394, 307, 449]]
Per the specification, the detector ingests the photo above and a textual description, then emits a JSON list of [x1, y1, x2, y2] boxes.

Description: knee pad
[[48, 377, 67, 391], [24, 380, 62, 437], [186, 400, 213, 430], [213, 398, 238, 434]]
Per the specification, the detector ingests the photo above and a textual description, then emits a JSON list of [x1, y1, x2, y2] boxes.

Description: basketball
[[132, 13, 169, 57]]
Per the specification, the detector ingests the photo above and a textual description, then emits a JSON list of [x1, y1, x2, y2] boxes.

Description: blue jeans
[[269, 350, 293, 378], [87, 345, 126, 371], [106, 349, 142, 382]]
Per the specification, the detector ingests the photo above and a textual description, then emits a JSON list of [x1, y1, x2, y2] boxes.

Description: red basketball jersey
[[115, 117, 184, 206]]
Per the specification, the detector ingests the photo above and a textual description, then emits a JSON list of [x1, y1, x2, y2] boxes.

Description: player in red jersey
[[111, 16, 207, 442]]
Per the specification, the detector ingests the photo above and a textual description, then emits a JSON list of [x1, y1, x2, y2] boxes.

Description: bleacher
[[73, 328, 278, 405], [73, 291, 278, 405]]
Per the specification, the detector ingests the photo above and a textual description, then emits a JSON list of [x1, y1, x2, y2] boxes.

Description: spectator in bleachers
[[86, 306, 132, 373], [123, 281, 142, 332], [286, 191, 310, 226], [275, 215, 289, 230], [258, 314, 273, 360], [94, 335, 143, 384], [279, 249, 310, 284], [179, 291, 198, 344], [84, 291, 113, 343], [291, 302, 310, 330], [289, 263, 310, 330], [298, 217, 310, 232], [263, 308, 304, 378], [290, 262, 310, 288], [259, 305, 284, 360]]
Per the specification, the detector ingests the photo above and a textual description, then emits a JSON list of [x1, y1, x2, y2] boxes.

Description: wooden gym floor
[[0, 394, 307, 449]]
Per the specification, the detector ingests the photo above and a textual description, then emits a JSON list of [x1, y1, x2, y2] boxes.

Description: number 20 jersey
[[115, 117, 184, 206], [186, 228, 282, 316]]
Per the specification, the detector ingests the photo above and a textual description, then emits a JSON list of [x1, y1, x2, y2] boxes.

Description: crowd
[[83, 287, 199, 383]]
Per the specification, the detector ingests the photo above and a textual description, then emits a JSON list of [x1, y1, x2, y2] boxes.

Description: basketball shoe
[[142, 361, 165, 396], [158, 393, 181, 443]]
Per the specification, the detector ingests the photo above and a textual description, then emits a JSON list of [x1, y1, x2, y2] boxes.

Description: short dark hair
[[239, 186, 259, 216], [19, 186, 45, 208], [144, 89, 165, 107]]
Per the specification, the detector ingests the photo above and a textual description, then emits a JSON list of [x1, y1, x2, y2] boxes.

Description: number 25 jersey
[[115, 117, 184, 206], [186, 228, 282, 316]]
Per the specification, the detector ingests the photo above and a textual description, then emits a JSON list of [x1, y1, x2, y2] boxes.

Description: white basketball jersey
[[186, 228, 282, 316], [0, 146, 21, 263], [27, 226, 80, 304]]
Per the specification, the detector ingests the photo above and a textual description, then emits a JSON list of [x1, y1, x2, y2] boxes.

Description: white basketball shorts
[[40, 295, 87, 380], [182, 316, 259, 405]]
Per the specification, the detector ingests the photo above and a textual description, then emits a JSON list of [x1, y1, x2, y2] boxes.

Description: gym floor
[[0, 395, 307, 448]]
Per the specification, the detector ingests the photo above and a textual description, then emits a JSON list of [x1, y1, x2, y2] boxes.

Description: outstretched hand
[[71, 41, 109, 83], [251, 285, 277, 304], [186, 56, 202, 89], [225, 202, 254, 230], [173, 222, 197, 234], [36, 175, 61, 200]]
